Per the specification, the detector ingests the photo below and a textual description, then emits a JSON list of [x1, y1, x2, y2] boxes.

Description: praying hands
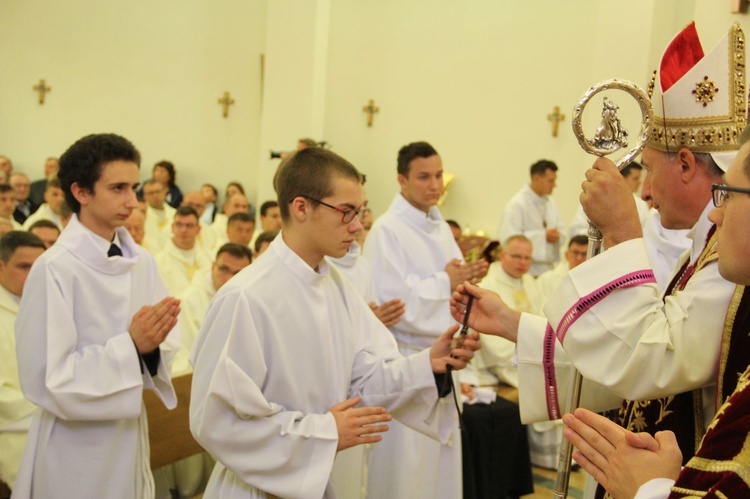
[[562, 408, 682, 498]]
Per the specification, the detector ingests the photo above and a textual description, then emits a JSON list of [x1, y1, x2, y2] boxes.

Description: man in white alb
[[498, 159, 566, 276], [0, 231, 45, 491], [189, 147, 479, 499], [155, 206, 212, 296], [14, 133, 180, 498], [363, 141, 488, 499]]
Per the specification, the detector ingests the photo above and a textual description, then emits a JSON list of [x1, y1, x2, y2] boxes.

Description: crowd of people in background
[[0, 138, 694, 499]]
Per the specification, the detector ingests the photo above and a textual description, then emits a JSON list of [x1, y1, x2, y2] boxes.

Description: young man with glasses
[[189, 147, 479, 499]]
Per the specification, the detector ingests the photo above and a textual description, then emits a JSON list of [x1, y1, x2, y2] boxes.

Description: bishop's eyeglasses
[[298, 195, 364, 224], [712, 183, 750, 208]]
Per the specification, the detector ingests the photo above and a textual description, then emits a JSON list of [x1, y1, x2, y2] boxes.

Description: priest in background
[[0, 231, 45, 492], [155, 206, 212, 296], [142, 179, 176, 254], [498, 159, 566, 276], [364, 141, 487, 499]]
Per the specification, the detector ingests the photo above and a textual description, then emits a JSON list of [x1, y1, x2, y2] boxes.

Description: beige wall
[[1, 1, 747, 233], [0, 0, 266, 204]]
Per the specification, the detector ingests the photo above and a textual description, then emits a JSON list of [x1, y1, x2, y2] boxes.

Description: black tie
[[108, 244, 122, 257]]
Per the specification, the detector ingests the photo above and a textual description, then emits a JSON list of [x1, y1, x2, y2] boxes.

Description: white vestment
[[473, 263, 543, 388], [362, 193, 462, 499], [535, 261, 570, 306], [326, 241, 376, 304], [0, 286, 35, 488], [211, 213, 229, 243], [21, 203, 63, 231], [172, 269, 216, 376], [326, 242, 377, 499], [642, 209, 692, 293], [497, 183, 566, 276], [189, 235, 455, 499], [515, 202, 735, 428], [159, 221, 218, 259], [154, 240, 212, 297], [13, 215, 179, 499], [143, 204, 176, 255], [200, 203, 217, 225]]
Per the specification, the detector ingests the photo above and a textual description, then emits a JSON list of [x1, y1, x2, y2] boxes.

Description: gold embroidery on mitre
[[649, 23, 747, 153], [647, 69, 657, 98], [693, 76, 719, 106]]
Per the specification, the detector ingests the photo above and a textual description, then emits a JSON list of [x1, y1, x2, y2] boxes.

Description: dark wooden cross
[[218, 92, 235, 117], [547, 106, 565, 137], [362, 99, 379, 127], [33, 79, 51, 104]]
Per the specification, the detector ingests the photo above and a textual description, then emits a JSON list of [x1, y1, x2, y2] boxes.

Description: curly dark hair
[[58, 134, 141, 214]]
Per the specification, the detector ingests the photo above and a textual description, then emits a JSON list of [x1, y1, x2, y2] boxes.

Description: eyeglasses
[[297, 195, 363, 224], [712, 183, 750, 207]]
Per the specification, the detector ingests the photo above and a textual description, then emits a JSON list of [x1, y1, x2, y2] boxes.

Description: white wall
[[0, 0, 266, 203], [320, 1, 662, 234], [1, 1, 747, 230]]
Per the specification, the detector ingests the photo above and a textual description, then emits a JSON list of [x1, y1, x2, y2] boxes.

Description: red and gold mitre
[[648, 22, 746, 171]]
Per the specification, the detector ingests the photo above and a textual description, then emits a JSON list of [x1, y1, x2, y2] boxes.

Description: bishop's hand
[[581, 157, 642, 247], [330, 396, 392, 452], [129, 296, 180, 354], [450, 282, 520, 342]]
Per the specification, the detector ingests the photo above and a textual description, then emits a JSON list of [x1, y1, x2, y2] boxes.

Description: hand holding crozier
[[580, 157, 642, 247]]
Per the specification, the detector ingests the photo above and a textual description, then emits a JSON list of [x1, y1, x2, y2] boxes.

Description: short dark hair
[[620, 162, 643, 178], [46, 176, 61, 190], [202, 183, 218, 197], [154, 160, 176, 187], [216, 242, 253, 263], [226, 181, 245, 196], [27, 219, 61, 234], [0, 230, 45, 263], [276, 148, 362, 221], [260, 200, 279, 217], [397, 141, 438, 176], [568, 235, 589, 248], [298, 138, 318, 148], [174, 206, 199, 222], [0, 184, 12, 195], [58, 134, 141, 214], [142, 178, 165, 191], [446, 219, 460, 230], [530, 160, 557, 177], [254, 230, 278, 253], [228, 212, 254, 226]]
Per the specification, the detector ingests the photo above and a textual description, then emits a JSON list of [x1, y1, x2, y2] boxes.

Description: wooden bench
[[144, 373, 205, 469]]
